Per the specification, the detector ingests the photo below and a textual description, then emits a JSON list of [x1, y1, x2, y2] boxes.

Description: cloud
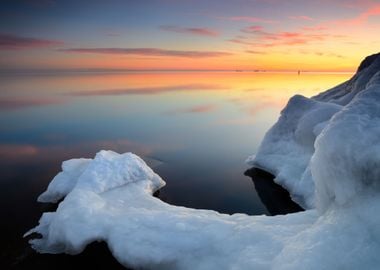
[[69, 84, 227, 96], [302, 26, 328, 31], [334, 4, 380, 26], [225, 16, 278, 24], [270, 31, 326, 45], [159, 25, 219, 37], [289, 15, 314, 21], [228, 38, 256, 46], [337, 0, 375, 9], [60, 48, 232, 58], [165, 104, 217, 115], [245, 50, 267, 55], [0, 33, 63, 50], [237, 24, 329, 46], [230, 26, 334, 48], [0, 97, 65, 111], [299, 50, 345, 58], [241, 25, 265, 34], [304, 3, 380, 29]]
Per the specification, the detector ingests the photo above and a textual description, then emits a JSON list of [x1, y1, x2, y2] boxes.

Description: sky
[[0, 0, 379, 72]]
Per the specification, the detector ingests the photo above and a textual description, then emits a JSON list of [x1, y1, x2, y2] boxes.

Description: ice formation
[[27, 53, 380, 269], [248, 52, 380, 209]]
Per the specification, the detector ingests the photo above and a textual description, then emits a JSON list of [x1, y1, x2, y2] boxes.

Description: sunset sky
[[1, 0, 380, 72]]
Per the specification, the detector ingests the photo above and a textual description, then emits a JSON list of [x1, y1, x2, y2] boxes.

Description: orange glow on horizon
[[1, 1, 379, 72], [25, 51, 366, 72]]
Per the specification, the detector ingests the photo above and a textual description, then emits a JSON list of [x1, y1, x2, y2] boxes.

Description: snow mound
[[248, 52, 380, 208], [38, 158, 91, 203], [26, 53, 380, 269], [313, 71, 380, 211], [38, 151, 164, 203]]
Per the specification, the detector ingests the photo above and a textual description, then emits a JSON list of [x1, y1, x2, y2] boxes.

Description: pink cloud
[[311, 3, 380, 28], [236, 22, 329, 47], [230, 29, 328, 48], [224, 16, 278, 24], [302, 26, 328, 31], [60, 48, 232, 58], [228, 38, 256, 46], [0, 33, 63, 50], [241, 25, 265, 34], [245, 50, 266, 55], [336, 0, 376, 9], [289, 15, 314, 21], [278, 32, 303, 38], [340, 4, 380, 25], [159, 25, 219, 37]]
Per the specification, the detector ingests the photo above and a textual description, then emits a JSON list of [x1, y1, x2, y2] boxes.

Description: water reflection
[[0, 98, 66, 111], [69, 83, 226, 96], [164, 104, 217, 115]]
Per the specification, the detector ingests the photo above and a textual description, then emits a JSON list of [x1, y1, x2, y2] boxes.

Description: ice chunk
[[248, 95, 341, 208], [38, 158, 91, 203], [26, 147, 380, 269], [38, 150, 165, 204], [248, 52, 380, 208], [313, 75, 380, 211], [25, 150, 318, 269]]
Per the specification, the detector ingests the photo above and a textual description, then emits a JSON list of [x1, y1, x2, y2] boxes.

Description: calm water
[[0, 71, 351, 268]]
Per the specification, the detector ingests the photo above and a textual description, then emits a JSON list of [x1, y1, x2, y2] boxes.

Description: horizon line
[[0, 68, 356, 74]]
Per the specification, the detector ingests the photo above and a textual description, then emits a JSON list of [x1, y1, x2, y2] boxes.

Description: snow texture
[[27, 53, 380, 269], [248, 52, 380, 209]]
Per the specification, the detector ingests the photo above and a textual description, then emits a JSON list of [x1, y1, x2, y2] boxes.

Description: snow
[[313, 70, 380, 212], [248, 52, 380, 209], [26, 53, 380, 269], [26, 150, 318, 269], [246, 95, 342, 208], [38, 158, 91, 203]]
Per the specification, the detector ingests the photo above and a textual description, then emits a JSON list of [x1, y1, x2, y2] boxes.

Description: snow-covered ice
[[248, 52, 380, 209], [27, 53, 380, 269]]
